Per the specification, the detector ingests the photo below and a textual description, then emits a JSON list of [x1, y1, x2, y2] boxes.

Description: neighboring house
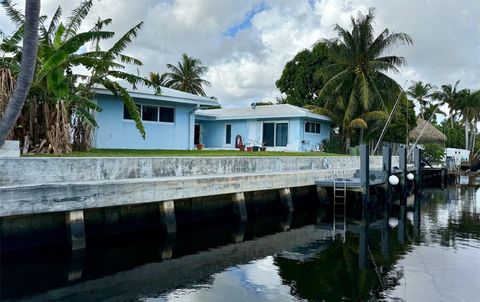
[[93, 86, 219, 149], [195, 104, 331, 151]]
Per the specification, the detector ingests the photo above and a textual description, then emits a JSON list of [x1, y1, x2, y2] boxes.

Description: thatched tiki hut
[[409, 118, 447, 144]]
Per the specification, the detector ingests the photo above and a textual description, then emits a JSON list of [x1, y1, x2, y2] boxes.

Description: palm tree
[[0, 0, 40, 147], [311, 8, 413, 151], [406, 81, 434, 119], [431, 81, 467, 128], [148, 72, 168, 94], [454, 90, 480, 151], [164, 53, 211, 96], [1, 0, 152, 152]]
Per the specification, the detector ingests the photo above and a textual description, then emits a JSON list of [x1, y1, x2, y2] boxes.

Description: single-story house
[[195, 104, 332, 152], [93, 86, 219, 149]]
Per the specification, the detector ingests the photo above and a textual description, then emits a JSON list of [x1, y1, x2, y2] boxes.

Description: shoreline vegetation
[[23, 149, 344, 157]]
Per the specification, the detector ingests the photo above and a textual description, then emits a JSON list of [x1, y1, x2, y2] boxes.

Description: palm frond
[[1, 0, 24, 27], [64, 0, 93, 41], [363, 110, 388, 121], [104, 22, 143, 59], [75, 106, 98, 127], [348, 118, 368, 129], [46, 6, 62, 41], [102, 80, 145, 138], [118, 54, 143, 66]]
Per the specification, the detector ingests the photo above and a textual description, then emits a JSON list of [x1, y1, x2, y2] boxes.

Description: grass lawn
[[27, 149, 344, 157]]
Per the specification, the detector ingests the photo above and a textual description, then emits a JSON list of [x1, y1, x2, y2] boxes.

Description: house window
[[225, 124, 232, 144], [160, 107, 175, 123], [305, 121, 321, 134], [123, 104, 141, 120], [142, 105, 158, 121], [124, 104, 174, 123], [263, 122, 288, 147], [305, 122, 310, 132]]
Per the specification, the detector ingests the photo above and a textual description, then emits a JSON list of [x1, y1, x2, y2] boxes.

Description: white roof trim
[[93, 87, 219, 107], [196, 104, 331, 122]]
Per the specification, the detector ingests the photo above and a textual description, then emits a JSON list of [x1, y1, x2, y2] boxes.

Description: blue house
[[195, 104, 331, 152], [93, 86, 219, 149]]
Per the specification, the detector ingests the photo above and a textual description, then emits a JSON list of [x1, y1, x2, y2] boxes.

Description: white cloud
[[1, 0, 480, 107]]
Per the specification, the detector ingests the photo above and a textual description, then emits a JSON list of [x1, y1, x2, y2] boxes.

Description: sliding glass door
[[262, 122, 288, 147]]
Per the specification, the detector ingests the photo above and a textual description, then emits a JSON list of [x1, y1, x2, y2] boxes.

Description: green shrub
[[322, 134, 344, 154], [422, 143, 444, 163]]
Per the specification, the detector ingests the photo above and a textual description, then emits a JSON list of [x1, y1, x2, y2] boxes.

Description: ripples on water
[[2, 186, 480, 301]]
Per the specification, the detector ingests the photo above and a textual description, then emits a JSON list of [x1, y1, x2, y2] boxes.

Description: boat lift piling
[[360, 143, 369, 223], [399, 146, 408, 207], [382, 145, 393, 205]]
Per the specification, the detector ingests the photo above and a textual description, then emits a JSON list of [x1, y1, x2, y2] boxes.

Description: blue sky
[[224, 2, 270, 37]]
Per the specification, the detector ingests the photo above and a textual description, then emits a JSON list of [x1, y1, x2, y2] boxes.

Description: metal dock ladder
[[333, 172, 347, 241]]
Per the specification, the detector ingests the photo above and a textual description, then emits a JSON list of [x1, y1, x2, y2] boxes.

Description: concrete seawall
[[0, 156, 398, 216], [0, 156, 397, 185], [0, 155, 398, 250]]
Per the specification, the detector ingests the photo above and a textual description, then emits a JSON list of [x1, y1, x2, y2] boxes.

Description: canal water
[[2, 185, 480, 301]]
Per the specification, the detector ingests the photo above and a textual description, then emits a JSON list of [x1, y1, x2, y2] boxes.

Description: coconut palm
[[0, 0, 40, 147], [406, 81, 434, 119], [453, 90, 480, 151], [164, 53, 211, 96], [148, 72, 168, 94], [431, 81, 467, 128], [310, 8, 413, 151]]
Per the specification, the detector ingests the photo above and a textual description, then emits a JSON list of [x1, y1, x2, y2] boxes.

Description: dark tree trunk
[[345, 135, 351, 154], [0, 0, 40, 147]]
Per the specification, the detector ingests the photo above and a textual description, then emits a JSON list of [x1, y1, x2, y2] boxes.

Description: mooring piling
[[414, 147, 422, 196], [399, 146, 407, 207], [232, 192, 248, 222], [360, 144, 370, 221], [159, 200, 177, 234], [279, 188, 294, 212], [65, 210, 86, 251], [382, 145, 393, 205]]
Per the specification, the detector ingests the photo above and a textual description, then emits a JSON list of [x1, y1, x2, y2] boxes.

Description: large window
[[124, 104, 175, 123], [305, 121, 321, 134], [160, 107, 175, 122], [225, 124, 232, 144], [123, 104, 141, 120], [142, 105, 158, 121], [263, 122, 288, 147]]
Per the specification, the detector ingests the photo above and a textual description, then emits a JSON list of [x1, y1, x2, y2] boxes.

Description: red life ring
[[235, 135, 243, 148]]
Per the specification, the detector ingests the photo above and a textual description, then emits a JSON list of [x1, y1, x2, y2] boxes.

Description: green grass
[[26, 148, 345, 157]]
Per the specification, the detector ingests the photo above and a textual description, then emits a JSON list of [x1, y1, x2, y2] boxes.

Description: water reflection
[[3, 186, 480, 301]]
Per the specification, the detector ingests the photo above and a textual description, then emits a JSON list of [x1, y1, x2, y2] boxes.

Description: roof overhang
[[93, 87, 219, 107], [195, 112, 331, 122]]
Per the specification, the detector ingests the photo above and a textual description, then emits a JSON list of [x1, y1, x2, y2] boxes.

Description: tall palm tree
[[0, 0, 40, 147], [164, 53, 211, 96], [311, 8, 412, 151], [148, 72, 168, 95], [454, 90, 480, 151], [431, 81, 467, 128], [406, 81, 434, 119]]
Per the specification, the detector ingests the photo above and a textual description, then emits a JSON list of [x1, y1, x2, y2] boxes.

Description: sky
[[1, 0, 480, 108]]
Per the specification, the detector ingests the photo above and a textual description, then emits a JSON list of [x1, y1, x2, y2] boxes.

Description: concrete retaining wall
[[0, 140, 20, 158], [0, 155, 398, 185]]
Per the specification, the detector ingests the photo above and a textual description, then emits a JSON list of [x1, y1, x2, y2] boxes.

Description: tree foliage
[[161, 53, 211, 96], [275, 42, 332, 106], [307, 8, 413, 151], [0, 0, 151, 152], [406, 81, 434, 119]]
